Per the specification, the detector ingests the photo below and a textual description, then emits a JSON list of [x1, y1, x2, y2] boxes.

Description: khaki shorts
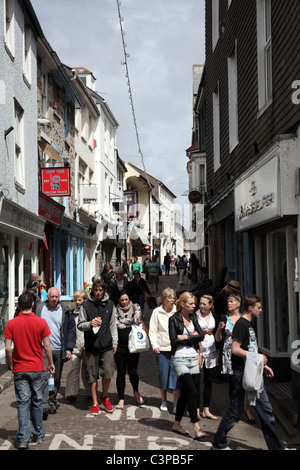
[[85, 349, 115, 383]]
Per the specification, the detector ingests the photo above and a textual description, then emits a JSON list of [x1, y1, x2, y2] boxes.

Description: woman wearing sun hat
[[213, 280, 241, 322]]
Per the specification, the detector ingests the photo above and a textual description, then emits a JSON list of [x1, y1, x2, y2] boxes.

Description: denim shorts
[[171, 356, 200, 377]]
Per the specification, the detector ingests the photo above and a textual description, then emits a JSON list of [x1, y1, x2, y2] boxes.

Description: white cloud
[[31, 0, 205, 212]]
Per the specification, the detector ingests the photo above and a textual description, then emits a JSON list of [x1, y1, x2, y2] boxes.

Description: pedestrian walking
[[215, 293, 256, 423], [143, 254, 150, 281], [127, 270, 151, 312], [77, 279, 117, 416], [15, 279, 42, 317], [189, 253, 199, 284], [177, 256, 187, 285], [148, 255, 160, 292], [196, 294, 219, 420], [130, 256, 143, 277], [101, 263, 114, 294], [36, 287, 76, 416], [163, 253, 171, 276], [212, 294, 295, 450], [169, 292, 208, 440], [115, 290, 145, 409], [213, 280, 240, 321], [109, 267, 129, 305], [4, 293, 55, 449], [65, 290, 90, 401], [149, 287, 180, 413]]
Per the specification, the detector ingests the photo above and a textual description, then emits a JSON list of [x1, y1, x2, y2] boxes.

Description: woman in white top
[[149, 288, 180, 413], [197, 294, 218, 420]]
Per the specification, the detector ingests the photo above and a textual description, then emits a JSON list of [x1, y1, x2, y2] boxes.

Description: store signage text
[[238, 181, 275, 220], [10, 208, 39, 233], [41, 168, 70, 197]]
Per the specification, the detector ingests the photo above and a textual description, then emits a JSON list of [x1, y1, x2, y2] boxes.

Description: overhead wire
[[116, 0, 151, 188]]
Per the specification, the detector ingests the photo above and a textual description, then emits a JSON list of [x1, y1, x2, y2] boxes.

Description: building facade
[[204, 0, 300, 414], [0, 0, 45, 365]]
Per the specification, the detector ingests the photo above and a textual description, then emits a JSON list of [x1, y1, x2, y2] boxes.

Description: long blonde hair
[[176, 291, 197, 311]]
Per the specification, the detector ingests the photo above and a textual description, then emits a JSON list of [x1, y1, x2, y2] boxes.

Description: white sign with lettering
[[234, 156, 279, 231]]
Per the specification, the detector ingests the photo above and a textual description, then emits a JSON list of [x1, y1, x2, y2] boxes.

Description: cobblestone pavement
[[0, 270, 297, 455]]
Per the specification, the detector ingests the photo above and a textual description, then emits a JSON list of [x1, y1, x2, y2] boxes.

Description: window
[[257, 0, 272, 112], [213, 82, 221, 172], [41, 71, 48, 117], [88, 113, 93, 148], [212, 0, 219, 50], [23, 19, 31, 83], [5, 0, 14, 57], [104, 173, 108, 215], [14, 100, 25, 188], [81, 107, 87, 141], [77, 159, 86, 206], [228, 41, 239, 152]]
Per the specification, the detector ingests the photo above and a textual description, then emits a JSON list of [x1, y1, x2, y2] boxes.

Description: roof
[[127, 163, 177, 199]]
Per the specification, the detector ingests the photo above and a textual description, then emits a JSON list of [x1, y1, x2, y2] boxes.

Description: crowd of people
[[4, 256, 296, 450]]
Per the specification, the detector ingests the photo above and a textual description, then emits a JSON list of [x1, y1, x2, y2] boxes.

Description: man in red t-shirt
[[4, 293, 54, 449]]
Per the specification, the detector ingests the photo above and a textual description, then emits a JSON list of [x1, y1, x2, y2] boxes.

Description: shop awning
[[130, 225, 150, 246]]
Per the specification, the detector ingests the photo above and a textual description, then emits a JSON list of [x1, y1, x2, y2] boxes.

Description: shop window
[[272, 230, 289, 353], [60, 232, 67, 295]]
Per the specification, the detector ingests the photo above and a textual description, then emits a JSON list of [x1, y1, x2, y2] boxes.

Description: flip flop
[[202, 412, 218, 420], [194, 432, 209, 440], [172, 428, 190, 436], [135, 395, 144, 405], [116, 403, 124, 409]]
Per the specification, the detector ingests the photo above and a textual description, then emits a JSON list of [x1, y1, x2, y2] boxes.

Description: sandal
[[194, 431, 209, 440], [202, 411, 218, 420], [172, 427, 190, 436], [116, 401, 124, 409], [135, 393, 144, 405]]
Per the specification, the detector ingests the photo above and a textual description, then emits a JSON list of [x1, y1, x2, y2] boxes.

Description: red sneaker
[[90, 404, 100, 415], [100, 395, 113, 413]]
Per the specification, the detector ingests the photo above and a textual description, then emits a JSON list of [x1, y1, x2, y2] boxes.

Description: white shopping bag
[[128, 325, 150, 353]]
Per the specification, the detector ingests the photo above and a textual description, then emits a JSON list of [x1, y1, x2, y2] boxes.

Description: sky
[[31, 0, 205, 224]]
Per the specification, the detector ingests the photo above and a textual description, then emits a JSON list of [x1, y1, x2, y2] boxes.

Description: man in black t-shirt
[[212, 294, 293, 450]]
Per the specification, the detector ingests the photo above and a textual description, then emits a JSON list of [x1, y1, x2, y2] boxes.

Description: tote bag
[[128, 325, 150, 353]]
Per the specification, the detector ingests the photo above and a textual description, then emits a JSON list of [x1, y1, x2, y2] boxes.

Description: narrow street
[[1, 271, 298, 456]]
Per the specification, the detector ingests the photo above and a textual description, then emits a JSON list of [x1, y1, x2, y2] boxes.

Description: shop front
[[234, 137, 300, 382], [0, 198, 45, 365], [55, 218, 85, 300]]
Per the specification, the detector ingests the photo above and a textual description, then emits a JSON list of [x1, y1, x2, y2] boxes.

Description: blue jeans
[[156, 351, 180, 390], [14, 371, 45, 444], [212, 369, 286, 450]]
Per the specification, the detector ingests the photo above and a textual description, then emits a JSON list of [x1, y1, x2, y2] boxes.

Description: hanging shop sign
[[41, 168, 70, 197], [82, 185, 98, 205], [188, 190, 202, 204], [38, 192, 65, 227]]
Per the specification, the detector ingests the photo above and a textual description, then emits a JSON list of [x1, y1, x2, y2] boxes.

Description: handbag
[[128, 324, 150, 353]]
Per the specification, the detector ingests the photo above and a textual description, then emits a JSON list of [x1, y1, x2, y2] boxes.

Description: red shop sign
[[41, 168, 70, 197]]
